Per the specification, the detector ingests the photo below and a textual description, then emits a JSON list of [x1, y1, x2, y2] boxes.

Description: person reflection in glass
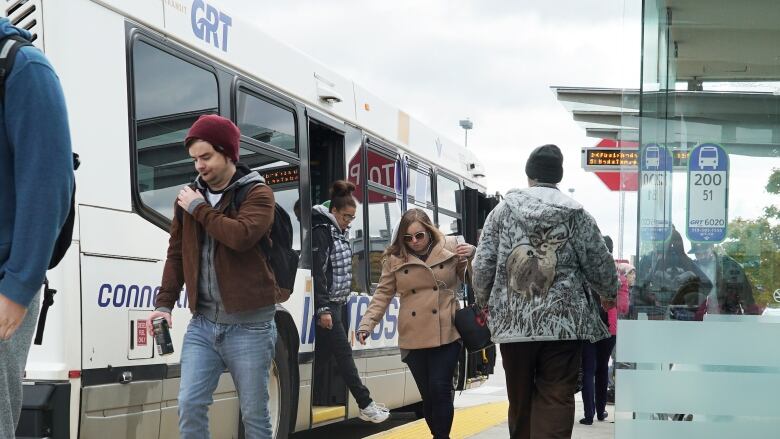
[[634, 228, 712, 313], [690, 242, 760, 317]]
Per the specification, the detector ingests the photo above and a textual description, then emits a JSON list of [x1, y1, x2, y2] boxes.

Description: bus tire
[[238, 330, 292, 439]]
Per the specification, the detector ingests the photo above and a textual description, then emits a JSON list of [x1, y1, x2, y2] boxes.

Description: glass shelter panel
[[619, 1, 780, 438]]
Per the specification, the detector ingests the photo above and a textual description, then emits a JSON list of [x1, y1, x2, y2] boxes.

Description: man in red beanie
[[146, 114, 280, 438]]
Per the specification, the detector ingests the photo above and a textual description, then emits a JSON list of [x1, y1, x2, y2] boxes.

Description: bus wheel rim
[[269, 359, 281, 436]]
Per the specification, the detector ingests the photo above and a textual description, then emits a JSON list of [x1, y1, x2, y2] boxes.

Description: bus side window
[[240, 148, 302, 253], [236, 90, 297, 153], [131, 40, 219, 222], [367, 189, 403, 289], [436, 174, 462, 236], [408, 164, 434, 221]]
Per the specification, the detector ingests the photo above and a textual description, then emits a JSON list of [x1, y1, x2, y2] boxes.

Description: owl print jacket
[[472, 184, 618, 344]]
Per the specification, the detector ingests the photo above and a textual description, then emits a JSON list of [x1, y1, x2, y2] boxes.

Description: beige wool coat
[[358, 236, 471, 350]]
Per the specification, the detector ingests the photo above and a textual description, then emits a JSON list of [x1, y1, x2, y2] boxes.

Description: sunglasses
[[403, 231, 428, 242], [340, 213, 356, 222]]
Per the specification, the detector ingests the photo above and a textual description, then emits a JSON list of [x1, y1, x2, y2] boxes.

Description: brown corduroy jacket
[[155, 183, 278, 314]]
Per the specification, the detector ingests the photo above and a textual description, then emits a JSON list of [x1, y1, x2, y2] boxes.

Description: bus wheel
[[239, 331, 292, 439]]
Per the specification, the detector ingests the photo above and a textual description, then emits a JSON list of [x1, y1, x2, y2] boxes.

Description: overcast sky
[[221, 0, 643, 257]]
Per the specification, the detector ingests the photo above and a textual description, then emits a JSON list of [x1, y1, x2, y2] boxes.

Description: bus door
[[454, 188, 500, 390], [305, 109, 352, 426]]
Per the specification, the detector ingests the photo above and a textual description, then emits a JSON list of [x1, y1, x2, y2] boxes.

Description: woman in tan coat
[[357, 208, 475, 439]]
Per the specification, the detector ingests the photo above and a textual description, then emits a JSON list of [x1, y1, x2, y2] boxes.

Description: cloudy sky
[[221, 0, 643, 257]]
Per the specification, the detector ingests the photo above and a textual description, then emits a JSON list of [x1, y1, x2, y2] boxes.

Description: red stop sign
[[348, 150, 397, 203], [594, 139, 638, 191]]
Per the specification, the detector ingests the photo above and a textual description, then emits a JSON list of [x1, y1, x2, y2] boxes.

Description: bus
[[14, 1, 498, 438]]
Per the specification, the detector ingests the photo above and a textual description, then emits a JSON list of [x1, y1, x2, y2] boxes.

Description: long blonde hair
[[384, 208, 444, 261]]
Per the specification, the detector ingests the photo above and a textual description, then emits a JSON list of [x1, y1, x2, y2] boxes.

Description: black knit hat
[[525, 144, 563, 184]]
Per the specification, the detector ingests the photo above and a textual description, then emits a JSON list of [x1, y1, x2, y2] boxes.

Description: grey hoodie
[[472, 185, 618, 344]]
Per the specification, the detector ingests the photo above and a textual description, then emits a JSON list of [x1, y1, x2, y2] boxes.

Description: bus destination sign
[[582, 147, 638, 171], [262, 166, 299, 185]]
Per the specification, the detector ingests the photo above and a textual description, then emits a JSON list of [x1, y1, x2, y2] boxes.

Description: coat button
[[412, 311, 416, 316], [404, 269, 409, 274], [432, 309, 437, 314], [433, 286, 438, 291], [440, 264, 444, 269], [412, 289, 416, 294]]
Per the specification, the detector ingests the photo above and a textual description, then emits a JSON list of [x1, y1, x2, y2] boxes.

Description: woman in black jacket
[[311, 180, 389, 423]]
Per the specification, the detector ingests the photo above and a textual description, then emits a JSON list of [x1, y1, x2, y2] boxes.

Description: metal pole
[[619, 189, 626, 259]]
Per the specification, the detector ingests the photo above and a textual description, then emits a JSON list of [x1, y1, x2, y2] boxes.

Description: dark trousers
[[500, 340, 582, 439], [581, 336, 616, 420], [403, 341, 462, 439], [314, 303, 372, 409]]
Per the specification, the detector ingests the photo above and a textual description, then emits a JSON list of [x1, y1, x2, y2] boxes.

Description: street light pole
[[459, 118, 473, 148]]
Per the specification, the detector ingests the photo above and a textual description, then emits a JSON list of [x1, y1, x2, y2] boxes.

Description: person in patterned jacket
[[472, 144, 618, 439], [311, 180, 388, 423]]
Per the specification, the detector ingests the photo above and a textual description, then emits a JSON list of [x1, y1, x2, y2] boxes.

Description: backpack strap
[[0, 35, 32, 99], [231, 182, 264, 212], [231, 182, 271, 253]]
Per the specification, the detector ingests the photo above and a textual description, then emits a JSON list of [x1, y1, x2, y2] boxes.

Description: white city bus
[[14, 1, 498, 438]]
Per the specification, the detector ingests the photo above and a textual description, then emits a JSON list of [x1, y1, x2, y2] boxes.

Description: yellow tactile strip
[[367, 401, 508, 439]]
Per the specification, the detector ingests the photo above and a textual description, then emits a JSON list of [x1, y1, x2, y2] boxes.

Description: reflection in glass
[[237, 92, 296, 152], [437, 212, 460, 236], [349, 196, 367, 294], [368, 192, 402, 286], [437, 175, 460, 212], [133, 41, 218, 220], [409, 167, 433, 204]]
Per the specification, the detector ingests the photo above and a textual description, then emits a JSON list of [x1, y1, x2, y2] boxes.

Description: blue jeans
[[178, 314, 277, 439]]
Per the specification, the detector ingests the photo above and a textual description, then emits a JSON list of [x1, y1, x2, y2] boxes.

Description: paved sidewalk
[[454, 354, 615, 439], [466, 399, 615, 439]]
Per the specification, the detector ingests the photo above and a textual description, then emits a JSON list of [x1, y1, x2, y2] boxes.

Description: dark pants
[[581, 336, 616, 421], [314, 303, 372, 409], [403, 341, 462, 439], [500, 340, 583, 439]]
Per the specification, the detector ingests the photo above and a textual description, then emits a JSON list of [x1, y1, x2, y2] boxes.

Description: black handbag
[[454, 303, 492, 351], [454, 269, 492, 351]]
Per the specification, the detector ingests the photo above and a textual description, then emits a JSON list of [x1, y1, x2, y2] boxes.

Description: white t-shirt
[[206, 190, 223, 207]]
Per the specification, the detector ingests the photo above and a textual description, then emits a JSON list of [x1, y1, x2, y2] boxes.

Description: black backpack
[[0, 34, 79, 344], [233, 183, 299, 300]]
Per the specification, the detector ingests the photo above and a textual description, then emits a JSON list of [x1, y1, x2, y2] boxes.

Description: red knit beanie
[[185, 114, 241, 162]]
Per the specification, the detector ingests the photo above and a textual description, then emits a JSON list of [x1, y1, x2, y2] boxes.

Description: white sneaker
[[359, 401, 390, 423]]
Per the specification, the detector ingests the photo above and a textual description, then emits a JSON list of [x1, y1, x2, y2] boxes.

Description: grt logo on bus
[[191, 0, 232, 52]]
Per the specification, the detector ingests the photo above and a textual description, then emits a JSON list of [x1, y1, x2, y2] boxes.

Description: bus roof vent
[[5, 0, 41, 46]]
